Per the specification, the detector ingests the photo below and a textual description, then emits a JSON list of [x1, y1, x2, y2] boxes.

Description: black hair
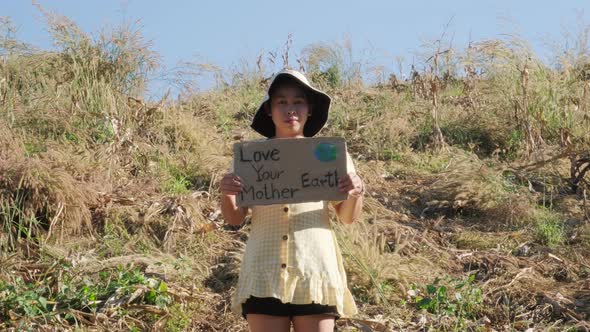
[[264, 75, 314, 115]]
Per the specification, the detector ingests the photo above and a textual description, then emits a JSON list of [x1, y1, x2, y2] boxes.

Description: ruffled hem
[[231, 270, 358, 318]]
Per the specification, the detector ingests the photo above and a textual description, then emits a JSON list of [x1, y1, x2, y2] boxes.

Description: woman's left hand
[[338, 173, 364, 198]]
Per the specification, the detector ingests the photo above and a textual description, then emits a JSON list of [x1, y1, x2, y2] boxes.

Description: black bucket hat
[[250, 69, 331, 138]]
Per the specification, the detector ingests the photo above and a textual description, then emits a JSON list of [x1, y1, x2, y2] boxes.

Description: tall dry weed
[[334, 218, 442, 309], [417, 149, 536, 226], [0, 154, 98, 248]]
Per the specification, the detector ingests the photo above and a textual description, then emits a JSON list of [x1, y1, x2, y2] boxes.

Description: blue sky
[[3, 1, 590, 96]]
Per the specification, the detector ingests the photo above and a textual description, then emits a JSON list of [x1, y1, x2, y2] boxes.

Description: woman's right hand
[[220, 173, 243, 196], [219, 173, 247, 225]]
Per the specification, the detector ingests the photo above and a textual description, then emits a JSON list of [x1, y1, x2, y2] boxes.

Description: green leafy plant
[[0, 265, 173, 323], [0, 278, 49, 318], [408, 274, 483, 329]]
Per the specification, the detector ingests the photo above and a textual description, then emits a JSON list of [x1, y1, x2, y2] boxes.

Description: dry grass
[[1, 7, 590, 331], [0, 139, 99, 249]]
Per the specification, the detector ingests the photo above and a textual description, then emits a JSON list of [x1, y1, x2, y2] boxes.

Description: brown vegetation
[[1, 8, 590, 332]]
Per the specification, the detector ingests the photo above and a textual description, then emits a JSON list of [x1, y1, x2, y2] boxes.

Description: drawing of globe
[[314, 143, 338, 162]]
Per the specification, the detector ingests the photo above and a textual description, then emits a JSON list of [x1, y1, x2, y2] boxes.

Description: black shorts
[[241, 296, 340, 320]]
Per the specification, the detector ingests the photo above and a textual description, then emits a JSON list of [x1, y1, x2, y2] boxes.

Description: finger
[[338, 184, 351, 193], [222, 188, 242, 195], [228, 179, 242, 187], [338, 184, 353, 193], [223, 181, 243, 189], [338, 184, 354, 193], [220, 181, 243, 192], [223, 183, 243, 191], [223, 178, 242, 185], [338, 176, 352, 186], [338, 180, 352, 188], [346, 173, 358, 183]]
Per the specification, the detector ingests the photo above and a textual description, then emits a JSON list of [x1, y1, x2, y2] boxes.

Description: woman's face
[[270, 84, 310, 138]]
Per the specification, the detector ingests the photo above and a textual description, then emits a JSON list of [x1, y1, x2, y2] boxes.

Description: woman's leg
[[246, 314, 291, 332], [292, 314, 335, 332]]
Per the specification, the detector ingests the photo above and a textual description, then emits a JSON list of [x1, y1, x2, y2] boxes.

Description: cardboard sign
[[233, 137, 348, 206]]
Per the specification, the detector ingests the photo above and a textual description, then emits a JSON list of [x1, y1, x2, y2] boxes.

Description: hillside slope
[[1, 14, 589, 331]]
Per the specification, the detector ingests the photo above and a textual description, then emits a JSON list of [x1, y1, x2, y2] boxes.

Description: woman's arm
[[220, 173, 248, 226], [334, 172, 364, 224]]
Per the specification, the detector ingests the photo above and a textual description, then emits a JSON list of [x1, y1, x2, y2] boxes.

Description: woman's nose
[[286, 107, 296, 115]]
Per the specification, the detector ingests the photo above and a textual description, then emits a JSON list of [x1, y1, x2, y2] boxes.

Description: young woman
[[220, 69, 364, 332]]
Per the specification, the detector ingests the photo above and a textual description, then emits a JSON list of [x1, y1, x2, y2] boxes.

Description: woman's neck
[[274, 132, 304, 139]]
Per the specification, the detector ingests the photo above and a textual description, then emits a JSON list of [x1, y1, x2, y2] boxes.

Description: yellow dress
[[231, 155, 358, 317]]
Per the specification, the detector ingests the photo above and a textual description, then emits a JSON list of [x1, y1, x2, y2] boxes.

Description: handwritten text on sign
[[233, 137, 348, 206]]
